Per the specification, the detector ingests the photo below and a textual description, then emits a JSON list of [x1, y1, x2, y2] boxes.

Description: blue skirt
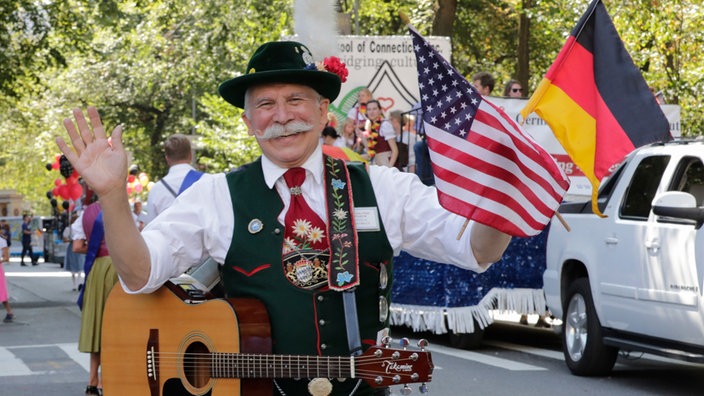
[[64, 244, 85, 273]]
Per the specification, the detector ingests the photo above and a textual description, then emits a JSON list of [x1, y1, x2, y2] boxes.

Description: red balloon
[[69, 183, 83, 200], [54, 178, 62, 187], [66, 175, 79, 185], [58, 184, 70, 200], [127, 174, 136, 183], [52, 162, 60, 170], [52, 187, 60, 197]]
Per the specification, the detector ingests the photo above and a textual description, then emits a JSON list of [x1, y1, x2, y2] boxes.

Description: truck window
[[595, 160, 628, 212], [620, 155, 670, 220], [668, 156, 704, 206]]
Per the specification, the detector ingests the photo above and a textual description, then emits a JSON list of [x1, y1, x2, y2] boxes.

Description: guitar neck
[[210, 353, 353, 379]]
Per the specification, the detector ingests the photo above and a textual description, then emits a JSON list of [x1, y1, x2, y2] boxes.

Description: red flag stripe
[[475, 102, 571, 197], [545, 36, 598, 118], [426, 124, 557, 224], [464, 133, 563, 212], [433, 175, 545, 236], [428, 130, 561, 219], [426, 120, 561, 215], [429, 149, 552, 227], [437, 192, 527, 237]]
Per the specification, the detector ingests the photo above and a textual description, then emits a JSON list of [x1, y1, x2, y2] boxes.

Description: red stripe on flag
[[436, 191, 527, 237], [548, 37, 598, 118], [475, 105, 570, 202], [464, 133, 564, 215], [428, 138, 554, 230], [594, 99, 636, 178]]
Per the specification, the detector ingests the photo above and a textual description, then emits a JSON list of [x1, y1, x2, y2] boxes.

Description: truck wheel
[[449, 322, 484, 350], [562, 278, 617, 376]]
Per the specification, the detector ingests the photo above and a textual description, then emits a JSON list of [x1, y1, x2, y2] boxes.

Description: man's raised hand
[[56, 106, 128, 200]]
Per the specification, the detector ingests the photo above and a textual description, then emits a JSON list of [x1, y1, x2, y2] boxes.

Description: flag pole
[[456, 219, 470, 240], [554, 211, 570, 232]]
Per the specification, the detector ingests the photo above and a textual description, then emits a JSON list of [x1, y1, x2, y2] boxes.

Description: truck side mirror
[[652, 191, 704, 229]]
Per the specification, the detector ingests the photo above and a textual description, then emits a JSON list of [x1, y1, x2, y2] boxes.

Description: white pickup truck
[[543, 139, 704, 376]]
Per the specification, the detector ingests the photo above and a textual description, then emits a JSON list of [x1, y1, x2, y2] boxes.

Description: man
[[57, 41, 511, 395], [20, 215, 35, 266], [471, 71, 495, 96], [140, 134, 201, 225]]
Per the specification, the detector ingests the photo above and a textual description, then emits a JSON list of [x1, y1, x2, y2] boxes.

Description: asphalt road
[[0, 258, 87, 395], [3, 258, 704, 396]]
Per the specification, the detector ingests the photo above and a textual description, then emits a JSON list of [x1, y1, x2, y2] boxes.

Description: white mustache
[[255, 121, 315, 140]]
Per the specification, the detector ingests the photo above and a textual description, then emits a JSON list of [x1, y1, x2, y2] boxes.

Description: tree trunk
[[517, 0, 531, 93], [432, 0, 457, 37]]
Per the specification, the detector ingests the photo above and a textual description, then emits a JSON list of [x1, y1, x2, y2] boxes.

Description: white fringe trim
[[390, 288, 546, 334]]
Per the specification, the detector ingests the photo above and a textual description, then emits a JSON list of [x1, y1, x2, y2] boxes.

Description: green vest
[[222, 158, 393, 395]]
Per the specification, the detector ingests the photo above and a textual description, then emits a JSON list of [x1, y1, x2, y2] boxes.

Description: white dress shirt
[[142, 163, 198, 225], [131, 144, 486, 293]]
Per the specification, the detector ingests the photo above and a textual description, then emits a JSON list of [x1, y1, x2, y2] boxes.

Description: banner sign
[[330, 35, 451, 122]]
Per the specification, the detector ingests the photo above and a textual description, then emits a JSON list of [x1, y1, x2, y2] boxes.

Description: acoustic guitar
[[101, 281, 433, 396]]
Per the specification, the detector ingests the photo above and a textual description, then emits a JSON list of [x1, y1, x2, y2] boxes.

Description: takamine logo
[[382, 360, 413, 373]]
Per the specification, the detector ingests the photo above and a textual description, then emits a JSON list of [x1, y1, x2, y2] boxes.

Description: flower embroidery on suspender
[[325, 156, 356, 287]]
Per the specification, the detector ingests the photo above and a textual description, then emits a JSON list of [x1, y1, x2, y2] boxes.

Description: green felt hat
[[218, 41, 342, 109]]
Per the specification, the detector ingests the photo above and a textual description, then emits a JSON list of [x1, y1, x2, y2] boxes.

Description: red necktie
[[282, 168, 328, 253]]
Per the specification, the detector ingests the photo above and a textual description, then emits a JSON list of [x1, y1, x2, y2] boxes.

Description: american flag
[[410, 27, 570, 237]]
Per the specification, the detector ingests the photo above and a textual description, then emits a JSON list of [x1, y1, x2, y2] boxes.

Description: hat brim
[[219, 70, 341, 109]]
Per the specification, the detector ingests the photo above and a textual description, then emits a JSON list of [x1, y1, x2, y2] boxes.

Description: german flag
[[521, 0, 671, 216]]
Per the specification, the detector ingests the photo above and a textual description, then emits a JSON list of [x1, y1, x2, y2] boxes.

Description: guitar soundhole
[[184, 341, 211, 388]]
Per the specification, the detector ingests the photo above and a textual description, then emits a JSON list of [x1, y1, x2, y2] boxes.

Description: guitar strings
[[141, 352, 427, 381]]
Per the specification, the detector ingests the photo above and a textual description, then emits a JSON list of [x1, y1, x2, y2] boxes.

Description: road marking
[[428, 343, 548, 371], [0, 347, 33, 376], [0, 343, 88, 377]]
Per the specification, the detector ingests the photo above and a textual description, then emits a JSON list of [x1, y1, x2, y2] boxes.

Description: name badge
[[354, 207, 380, 231]]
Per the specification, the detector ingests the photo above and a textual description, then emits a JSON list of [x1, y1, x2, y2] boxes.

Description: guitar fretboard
[[209, 353, 354, 379]]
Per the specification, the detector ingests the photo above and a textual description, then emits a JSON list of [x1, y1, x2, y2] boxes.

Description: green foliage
[[1, 0, 704, 213]]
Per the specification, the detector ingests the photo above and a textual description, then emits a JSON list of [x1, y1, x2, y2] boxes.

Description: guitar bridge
[[147, 329, 159, 396]]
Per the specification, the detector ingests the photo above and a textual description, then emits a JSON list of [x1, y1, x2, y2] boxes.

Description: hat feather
[[294, 0, 339, 62]]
